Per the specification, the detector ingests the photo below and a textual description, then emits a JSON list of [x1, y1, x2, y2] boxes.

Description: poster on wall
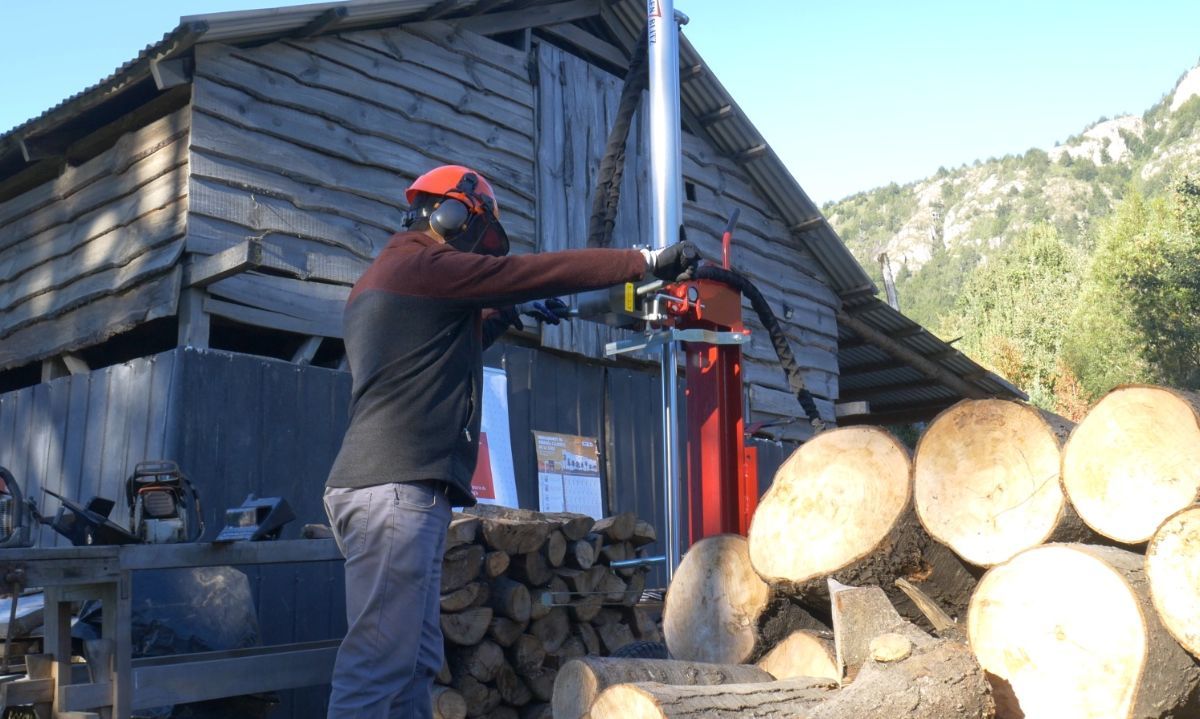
[[532, 431, 604, 519], [472, 367, 519, 508]]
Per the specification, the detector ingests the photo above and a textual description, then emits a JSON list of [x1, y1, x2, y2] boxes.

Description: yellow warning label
[[624, 283, 635, 313]]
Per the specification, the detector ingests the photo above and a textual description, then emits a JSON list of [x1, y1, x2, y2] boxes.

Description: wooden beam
[[839, 325, 925, 351], [836, 310, 990, 400], [17, 134, 71, 163], [184, 239, 265, 288], [734, 144, 768, 164], [177, 288, 210, 350], [839, 378, 945, 403], [424, 0, 463, 21], [294, 6, 348, 38], [836, 400, 958, 427], [834, 401, 871, 418], [457, 0, 600, 35], [539, 22, 628, 69], [839, 358, 906, 377], [150, 57, 192, 90], [41, 358, 68, 383], [292, 336, 323, 365], [699, 105, 734, 126], [680, 63, 705, 83], [62, 353, 89, 375], [790, 216, 825, 233]]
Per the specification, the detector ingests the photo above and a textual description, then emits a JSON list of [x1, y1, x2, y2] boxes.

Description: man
[[323, 164, 698, 717]]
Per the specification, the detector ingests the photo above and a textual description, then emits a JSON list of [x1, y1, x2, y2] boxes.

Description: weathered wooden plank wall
[[0, 111, 189, 370], [533, 42, 839, 440], [187, 20, 538, 334]]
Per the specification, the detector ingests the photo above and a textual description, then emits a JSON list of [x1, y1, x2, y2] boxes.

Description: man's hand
[[641, 241, 700, 282], [515, 298, 571, 325]]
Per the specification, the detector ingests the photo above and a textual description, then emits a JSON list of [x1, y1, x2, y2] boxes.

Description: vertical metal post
[[647, 0, 684, 580]]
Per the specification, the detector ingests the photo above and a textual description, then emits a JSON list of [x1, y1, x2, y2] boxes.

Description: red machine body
[[665, 270, 757, 543]]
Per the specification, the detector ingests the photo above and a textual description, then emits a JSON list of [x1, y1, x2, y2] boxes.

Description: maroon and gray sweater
[[326, 232, 647, 506]]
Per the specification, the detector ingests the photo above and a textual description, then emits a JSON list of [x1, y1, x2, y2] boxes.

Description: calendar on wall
[[532, 431, 604, 519]]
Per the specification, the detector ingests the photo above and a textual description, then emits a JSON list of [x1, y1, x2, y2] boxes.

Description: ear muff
[[428, 198, 472, 239]]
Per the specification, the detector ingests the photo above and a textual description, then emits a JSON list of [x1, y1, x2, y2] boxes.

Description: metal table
[[0, 539, 343, 719]]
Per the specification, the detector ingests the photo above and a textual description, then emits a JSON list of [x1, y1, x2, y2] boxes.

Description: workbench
[[0, 539, 344, 719]]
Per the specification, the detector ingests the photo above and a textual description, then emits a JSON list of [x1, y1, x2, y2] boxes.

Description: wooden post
[[177, 288, 210, 349]]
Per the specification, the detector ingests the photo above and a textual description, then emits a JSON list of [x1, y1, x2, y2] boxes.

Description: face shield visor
[[446, 212, 510, 257]]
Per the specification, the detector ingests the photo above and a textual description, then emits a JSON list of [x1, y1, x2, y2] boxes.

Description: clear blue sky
[[3, 1, 1199, 204]]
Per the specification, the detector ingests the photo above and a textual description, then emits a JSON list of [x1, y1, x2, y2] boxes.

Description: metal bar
[[648, 0, 686, 581]]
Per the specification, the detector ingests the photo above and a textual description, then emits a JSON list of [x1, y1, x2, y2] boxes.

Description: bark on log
[[914, 399, 1094, 566], [442, 544, 485, 593], [446, 514, 480, 551], [1147, 505, 1200, 659], [441, 582, 487, 613], [431, 685, 467, 719], [1062, 385, 1200, 543], [746, 427, 976, 622], [588, 638, 991, 719], [441, 607, 493, 646], [631, 519, 657, 547], [969, 543, 1200, 718], [551, 657, 773, 719], [488, 576, 532, 623], [756, 629, 838, 681]]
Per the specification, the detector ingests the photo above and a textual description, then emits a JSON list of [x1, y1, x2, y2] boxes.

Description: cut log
[[484, 550, 510, 578], [748, 427, 913, 593], [567, 539, 596, 569], [914, 399, 1092, 566], [519, 703, 551, 719], [756, 629, 838, 681], [1062, 385, 1200, 543], [544, 530, 567, 567], [446, 514, 481, 550], [1147, 505, 1200, 659], [593, 607, 636, 654], [547, 635, 587, 668], [488, 616, 526, 648], [529, 606, 570, 653], [510, 551, 554, 586], [600, 541, 631, 564], [508, 633, 546, 675], [589, 637, 991, 719], [968, 543, 1200, 718], [630, 518, 657, 547], [442, 544, 486, 593], [530, 576, 565, 621], [596, 572, 628, 603], [465, 506, 556, 554], [441, 607, 493, 646], [626, 605, 662, 641], [828, 580, 927, 684], [556, 568, 595, 594], [450, 674, 489, 718], [432, 685, 467, 719], [593, 512, 637, 542], [622, 571, 646, 606], [488, 577, 532, 623], [526, 668, 556, 702], [442, 582, 488, 613], [576, 621, 601, 655], [662, 534, 771, 664], [496, 661, 533, 707], [569, 594, 603, 623], [552, 657, 773, 719], [454, 640, 505, 683]]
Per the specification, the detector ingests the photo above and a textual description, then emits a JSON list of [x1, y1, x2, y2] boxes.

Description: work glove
[[515, 298, 571, 325], [640, 241, 700, 282]]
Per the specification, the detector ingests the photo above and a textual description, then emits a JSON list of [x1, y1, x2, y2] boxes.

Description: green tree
[[943, 224, 1085, 410]]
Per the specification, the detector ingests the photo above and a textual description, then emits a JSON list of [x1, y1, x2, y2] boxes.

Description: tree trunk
[[441, 607, 493, 646], [1062, 385, 1200, 543], [1147, 505, 1200, 659], [431, 685, 467, 719], [756, 629, 838, 681], [969, 543, 1200, 718], [588, 638, 991, 719], [915, 399, 1096, 566], [551, 657, 772, 719]]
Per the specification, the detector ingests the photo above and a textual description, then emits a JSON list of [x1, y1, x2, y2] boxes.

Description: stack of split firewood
[[432, 505, 661, 719], [551, 385, 1200, 719]]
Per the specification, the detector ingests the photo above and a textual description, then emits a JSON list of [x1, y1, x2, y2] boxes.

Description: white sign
[[471, 367, 519, 508], [533, 431, 605, 520]]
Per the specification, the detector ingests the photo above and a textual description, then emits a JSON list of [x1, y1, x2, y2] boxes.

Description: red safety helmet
[[404, 165, 509, 256]]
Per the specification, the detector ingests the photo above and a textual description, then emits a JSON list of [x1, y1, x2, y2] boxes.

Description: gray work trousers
[[324, 481, 451, 719]]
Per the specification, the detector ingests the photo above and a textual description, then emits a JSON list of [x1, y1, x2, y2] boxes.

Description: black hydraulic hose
[[694, 265, 825, 429]]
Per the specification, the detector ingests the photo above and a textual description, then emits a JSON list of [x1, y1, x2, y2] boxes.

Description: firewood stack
[[551, 388, 1200, 719], [433, 505, 661, 719]]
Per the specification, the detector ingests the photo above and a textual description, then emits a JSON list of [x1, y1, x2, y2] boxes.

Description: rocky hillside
[[826, 63, 1200, 332]]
